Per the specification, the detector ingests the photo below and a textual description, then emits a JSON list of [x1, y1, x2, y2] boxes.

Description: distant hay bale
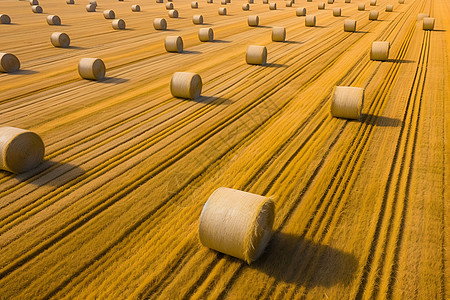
[[398, 0, 404, 3], [242, 3, 250, 10], [248, 15, 259, 26], [156, 0, 163, 3], [207, 0, 213, 3], [423, 17, 435, 30], [369, 10, 378, 20], [370, 41, 389, 61], [103, 10, 115, 19], [29, 0, 39, 5], [153, 18, 167, 29], [170, 72, 202, 99], [417, 13, 429, 20], [50, 32, 70, 47], [78, 58, 106, 80], [193, 14, 203, 24], [0, 127, 45, 173], [246, 45, 267, 65], [263, 0, 268, 3], [269, 3, 276, 9], [198, 187, 275, 264], [191, 1, 198, 8], [86, 4, 96, 12], [0, 53, 20, 73], [112, 19, 126, 30], [0, 14, 11, 24], [66, 0, 75, 4], [386, 5, 393, 11], [165, 36, 183, 53], [90, 0, 97, 6], [345, 0, 351, 3], [296, 7, 306, 16], [344, 19, 356, 32], [198, 27, 213, 42], [218, 7, 227, 14], [327, 0, 333, 4], [221, 0, 227, 4], [248, 0, 254, 3], [318, 2, 325, 9], [358, 3, 365, 10], [165, 2, 173, 9], [131, 4, 140, 11], [286, 1, 292, 7], [370, 0, 376, 5], [333, 8, 341, 16], [32, 5, 43, 13], [168, 9, 178, 18], [330, 86, 364, 120], [307, 0, 312, 2], [272, 27, 286, 42], [305, 15, 316, 26]]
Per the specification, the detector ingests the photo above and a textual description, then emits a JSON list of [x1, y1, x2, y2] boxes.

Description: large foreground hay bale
[[165, 36, 183, 53], [50, 32, 70, 48], [370, 41, 389, 61], [344, 19, 356, 32], [248, 15, 259, 26], [272, 27, 286, 42], [0, 53, 20, 73], [198, 27, 213, 42], [246, 45, 267, 65], [78, 58, 106, 80], [330, 86, 364, 120], [199, 187, 275, 263], [423, 17, 435, 30], [170, 72, 202, 99]]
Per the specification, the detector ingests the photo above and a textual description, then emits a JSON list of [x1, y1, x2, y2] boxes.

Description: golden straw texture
[[0, 14, 11, 24], [286, 1, 292, 7], [423, 17, 435, 30], [170, 72, 202, 99], [370, 41, 389, 61], [328, 0, 334, 4], [164, 36, 183, 53], [344, 19, 356, 32], [198, 27, 213, 42], [0, 53, 20, 73], [330, 86, 364, 120], [78, 58, 106, 80], [370, 0, 376, 5], [47, 15, 61, 25], [417, 13, 429, 20], [248, 15, 259, 26], [153, 18, 167, 30], [103, 10, 115, 19], [50, 32, 70, 48], [305, 15, 316, 27], [272, 27, 286, 42], [296, 8, 306, 16], [112, 19, 126, 30]]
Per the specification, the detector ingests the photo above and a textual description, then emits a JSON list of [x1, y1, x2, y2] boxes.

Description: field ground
[[0, 0, 448, 298]]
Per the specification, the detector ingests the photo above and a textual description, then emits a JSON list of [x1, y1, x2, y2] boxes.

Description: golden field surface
[[0, 0, 448, 298]]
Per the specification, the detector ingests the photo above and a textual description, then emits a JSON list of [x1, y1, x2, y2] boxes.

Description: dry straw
[[296, 7, 306, 16], [328, 0, 333, 4], [154, 18, 167, 30], [221, 0, 227, 4], [246, 45, 267, 65], [131, 4, 140, 11], [170, 72, 202, 99], [248, 0, 254, 3], [90, 0, 97, 6], [0, 14, 11, 24], [369, 10, 379, 20], [242, 3, 250, 10], [417, 13, 429, 20], [272, 27, 286, 42], [358, 3, 365, 10], [103, 10, 115, 19], [269, 3, 277, 9], [165, 2, 173, 9], [423, 17, 435, 30], [207, 0, 213, 3], [78, 58, 106, 80], [0, 53, 20, 73], [50, 32, 70, 47], [330, 86, 364, 120], [32, 5, 43, 13], [248, 15, 259, 26], [218, 7, 227, 15], [286, 1, 292, 7], [156, 0, 163, 3], [370, 41, 389, 61], [263, 0, 268, 3], [198, 187, 275, 264], [345, 0, 351, 3], [165, 36, 183, 53], [318, 2, 325, 9], [398, 0, 404, 3], [344, 19, 356, 32], [47, 15, 61, 25], [333, 8, 341, 16], [0, 127, 45, 174], [29, 0, 39, 5], [386, 5, 393, 11], [86, 4, 96, 12], [191, 1, 198, 8], [193, 14, 203, 24], [370, 0, 376, 5], [168, 9, 178, 18], [112, 19, 126, 30], [305, 15, 316, 27], [198, 27, 214, 42]]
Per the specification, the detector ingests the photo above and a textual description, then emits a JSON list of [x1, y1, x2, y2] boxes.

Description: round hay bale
[[32, 5, 43, 13], [29, 0, 39, 5], [156, 0, 163, 3], [263, 0, 268, 3], [207, 0, 213, 3], [398, 0, 404, 3], [112, 19, 125, 30], [131, 4, 140, 11], [386, 5, 393, 11], [66, 0, 74, 4], [327, 0, 333, 4], [170, 72, 202, 99], [248, 15, 259, 26], [358, 3, 365, 10], [370, 41, 389, 61], [86, 4, 96, 12], [305, 15, 316, 26], [269, 3, 276, 9], [90, 0, 97, 6], [318, 2, 325, 9], [0, 127, 45, 173], [153, 18, 167, 30], [417, 13, 429, 20], [103, 10, 115, 19], [423, 17, 435, 30], [199, 187, 275, 263], [370, 0, 376, 5], [168, 9, 178, 18], [0, 53, 20, 73], [165, 36, 183, 53], [272, 27, 285, 42], [242, 3, 250, 10], [0, 14, 11, 24], [221, 0, 227, 4], [307, 0, 312, 2], [369, 10, 378, 20], [47, 15, 61, 25], [333, 7, 341, 16], [198, 27, 213, 42], [246, 45, 267, 65], [286, 1, 292, 7], [345, 0, 351, 3], [226, 0, 231, 3], [78, 58, 106, 80], [330, 86, 364, 120], [248, 0, 254, 3], [193, 14, 203, 24], [50, 32, 70, 48], [296, 7, 306, 16], [344, 19, 356, 32], [165, 2, 173, 9], [191, 1, 198, 8], [218, 7, 227, 15]]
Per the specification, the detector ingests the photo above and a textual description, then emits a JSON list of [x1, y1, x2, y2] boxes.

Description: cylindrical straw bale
[[153, 18, 167, 30], [86, 4, 96, 12], [29, 0, 39, 5], [50, 32, 70, 48], [207, 0, 213, 3], [165, 2, 173, 9], [246, 45, 267, 65], [226, 0, 231, 3], [344, 19, 356, 32], [0, 127, 45, 173], [78, 58, 106, 80], [345, 0, 351, 3], [198, 27, 213, 42], [66, 0, 75, 3], [156, 0, 163, 3], [191, 1, 198, 8], [358, 3, 365, 10], [112, 19, 125, 30], [32, 5, 43, 13], [269, 3, 276, 9], [423, 17, 435, 30], [248, 15, 259, 26], [221, 0, 227, 4], [330, 86, 364, 120], [0, 14, 11, 24], [47, 15, 61, 25], [386, 5, 393, 11], [370, 0, 376, 5], [242, 3, 250, 10], [305, 15, 316, 26], [333, 8, 341, 16], [169, 10, 178, 18], [165, 36, 183, 53], [286, 1, 292, 7], [199, 187, 275, 263], [307, 0, 312, 2], [90, 0, 97, 6], [398, 0, 404, 3], [170, 72, 202, 99], [417, 13, 429, 20], [327, 0, 333, 4], [0, 53, 20, 73], [263, 0, 268, 3], [193, 14, 203, 24], [318, 2, 325, 9], [296, 7, 306, 16], [131, 4, 140, 11], [248, 0, 254, 3], [370, 41, 389, 61], [218, 7, 227, 15], [369, 10, 378, 20], [272, 27, 286, 42], [103, 10, 115, 19]]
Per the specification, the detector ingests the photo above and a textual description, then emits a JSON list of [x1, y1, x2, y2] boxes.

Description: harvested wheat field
[[0, 0, 449, 298]]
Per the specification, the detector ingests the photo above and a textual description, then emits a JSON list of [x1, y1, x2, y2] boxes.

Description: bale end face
[[0, 53, 20, 73], [242, 3, 250, 10], [78, 58, 106, 81], [423, 17, 435, 30], [0, 14, 11, 24], [272, 27, 286, 42], [370, 41, 390, 61], [330, 86, 364, 120], [246, 45, 267, 65], [170, 72, 202, 99]]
